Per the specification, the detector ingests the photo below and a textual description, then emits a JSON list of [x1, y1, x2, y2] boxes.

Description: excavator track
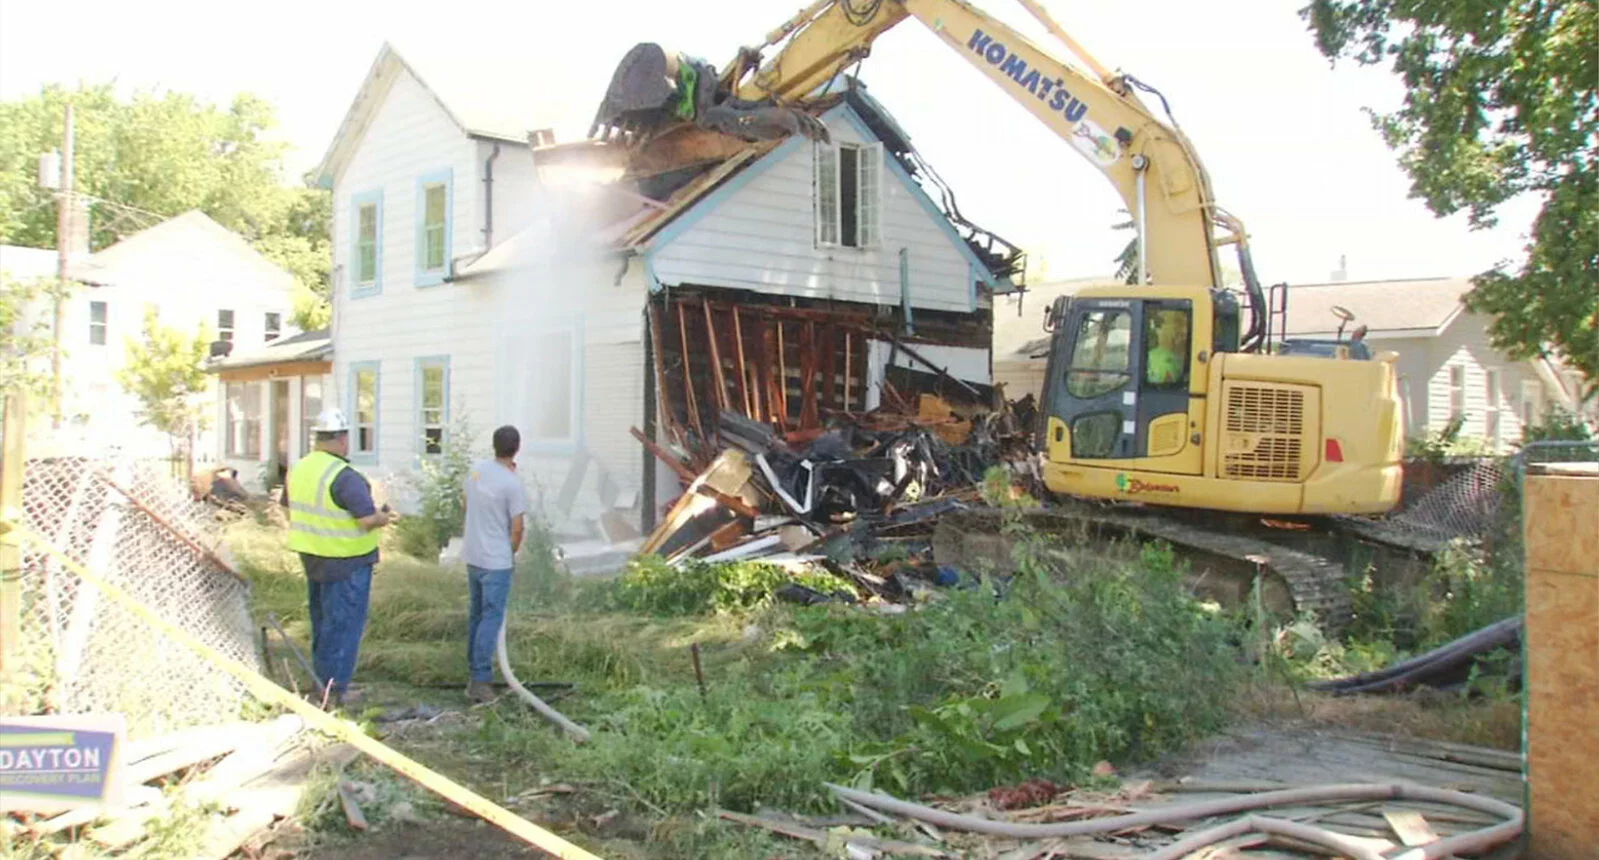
[[1059, 506, 1355, 630], [935, 503, 1356, 632]]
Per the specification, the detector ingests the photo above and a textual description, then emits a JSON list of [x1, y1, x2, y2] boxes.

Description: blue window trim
[[414, 168, 454, 288], [522, 318, 585, 456], [348, 361, 381, 465], [414, 355, 451, 458], [350, 190, 383, 299]]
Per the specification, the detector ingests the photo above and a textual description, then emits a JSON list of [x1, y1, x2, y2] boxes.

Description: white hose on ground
[[495, 609, 592, 743], [826, 781, 1523, 857]]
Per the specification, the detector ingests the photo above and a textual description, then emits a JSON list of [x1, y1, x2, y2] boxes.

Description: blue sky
[[0, 0, 1539, 285]]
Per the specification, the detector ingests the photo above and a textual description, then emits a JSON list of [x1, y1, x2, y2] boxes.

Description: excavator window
[[1144, 306, 1192, 388], [1065, 309, 1132, 400]]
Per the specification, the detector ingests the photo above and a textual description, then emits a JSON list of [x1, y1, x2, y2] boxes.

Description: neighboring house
[[4, 212, 296, 459], [991, 276, 1117, 400], [315, 43, 1019, 556], [1282, 277, 1589, 449], [991, 275, 1592, 452], [202, 330, 333, 491]]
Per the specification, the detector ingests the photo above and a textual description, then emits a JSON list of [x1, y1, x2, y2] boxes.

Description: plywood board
[[1524, 474, 1599, 860], [1524, 475, 1599, 575]]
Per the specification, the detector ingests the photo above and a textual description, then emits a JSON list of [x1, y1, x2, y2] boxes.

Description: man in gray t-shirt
[[461, 425, 530, 703]]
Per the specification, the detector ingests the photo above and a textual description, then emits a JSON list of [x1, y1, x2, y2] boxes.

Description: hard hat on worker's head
[[312, 407, 351, 435]]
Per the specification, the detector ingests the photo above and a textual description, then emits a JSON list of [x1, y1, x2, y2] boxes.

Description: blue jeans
[[467, 566, 512, 683], [306, 565, 373, 696]]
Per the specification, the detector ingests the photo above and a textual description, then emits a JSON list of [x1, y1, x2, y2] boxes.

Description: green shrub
[[612, 555, 854, 616], [395, 414, 477, 555]]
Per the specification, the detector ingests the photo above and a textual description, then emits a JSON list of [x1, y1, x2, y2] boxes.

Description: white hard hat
[[312, 407, 351, 434]]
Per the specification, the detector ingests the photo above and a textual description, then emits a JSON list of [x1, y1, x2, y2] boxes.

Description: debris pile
[[633, 387, 1036, 582]]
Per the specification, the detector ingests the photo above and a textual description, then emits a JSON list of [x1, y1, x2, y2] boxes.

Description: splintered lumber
[[776, 322, 790, 426], [31, 785, 161, 835], [631, 426, 696, 483], [185, 715, 306, 804], [800, 322, 820, 429], [1383, 809, 1440, 846], [843, 332, 853, 412], [126, 721, 269, 786]]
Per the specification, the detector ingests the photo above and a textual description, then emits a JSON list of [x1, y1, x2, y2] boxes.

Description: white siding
[[1421, 313, 1546, 449], [330, 68, 490, 489], [650, 108, 977, 312], [479, 140, 540, 250]]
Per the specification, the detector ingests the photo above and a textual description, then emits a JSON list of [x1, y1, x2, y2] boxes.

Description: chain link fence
[[8, 454, 260, 740]]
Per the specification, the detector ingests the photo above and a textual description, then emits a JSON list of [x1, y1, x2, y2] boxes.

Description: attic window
[[815, 141, 882, 249]]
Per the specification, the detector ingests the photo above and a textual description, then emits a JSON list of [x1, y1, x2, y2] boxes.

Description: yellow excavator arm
[[716, 0, 1227, 292]]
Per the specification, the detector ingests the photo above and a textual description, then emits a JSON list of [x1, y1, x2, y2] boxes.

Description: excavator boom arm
[[725, 0, 1224, 290]]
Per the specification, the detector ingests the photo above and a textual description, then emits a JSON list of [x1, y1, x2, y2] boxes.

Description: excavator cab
[[1039, 286, 1218, 463]]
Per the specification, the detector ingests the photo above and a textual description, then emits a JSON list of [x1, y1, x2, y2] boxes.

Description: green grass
[[226, 509, 1253, 859]]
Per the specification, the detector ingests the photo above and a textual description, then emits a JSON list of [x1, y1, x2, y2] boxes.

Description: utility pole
[[51, 105, 75, 430]]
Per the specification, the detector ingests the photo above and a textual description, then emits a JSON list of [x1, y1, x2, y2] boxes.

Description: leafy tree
[[1302, 0, 1598, 396], [116, 308, 212, 460], [0, 84, 332, 329], [0, 273, 62, 400]]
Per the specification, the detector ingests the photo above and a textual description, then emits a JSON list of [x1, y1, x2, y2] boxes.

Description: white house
[[3, 212, 296, 460], [314, 43, 1019, 553], [1282, 277, 1591, 449]]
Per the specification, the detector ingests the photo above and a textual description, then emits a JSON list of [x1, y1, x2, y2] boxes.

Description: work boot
[[466, 681, 497, 704], [331, 685, 365, 709]]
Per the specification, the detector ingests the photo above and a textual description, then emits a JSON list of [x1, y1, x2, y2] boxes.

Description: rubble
[[631, 368, 1037, 591]]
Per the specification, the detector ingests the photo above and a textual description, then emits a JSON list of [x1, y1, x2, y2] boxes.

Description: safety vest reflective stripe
[[286, 450, 380, 559], [290, 521, 368, 538]]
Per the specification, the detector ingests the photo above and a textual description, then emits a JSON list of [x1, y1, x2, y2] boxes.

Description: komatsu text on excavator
[[593, 0, 1405, 523]]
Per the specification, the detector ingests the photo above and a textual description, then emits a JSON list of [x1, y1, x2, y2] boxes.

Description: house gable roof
[[67, 210, 294, 292], [314, 42, 563, 188], [1284, 277, 1472, 339]]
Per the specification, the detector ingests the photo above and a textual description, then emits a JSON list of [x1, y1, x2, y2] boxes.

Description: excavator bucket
[[590, 43, 831, 145], [589, 44, 687, 140]]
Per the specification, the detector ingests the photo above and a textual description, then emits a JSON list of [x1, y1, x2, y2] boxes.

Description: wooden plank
[[754, 314, 773, 423], [631, 426, 696, 483], [774, 321, 790, 427], [215, 360, 332, 383], [800, 322, 819, 429], [339, 781, 370, 831], [822, 325, 837, 411], [701, 486, 761, 520], [646, 303, 682, 448], [702, 300, 728, 413], [676, 299, 704, 445], [1382, 809, 1440, 847], [843, 332, 853, 412], [730, 306, 752, 417]]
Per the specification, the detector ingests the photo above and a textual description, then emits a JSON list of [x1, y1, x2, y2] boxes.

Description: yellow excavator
[[595, 0, 1408, 622]]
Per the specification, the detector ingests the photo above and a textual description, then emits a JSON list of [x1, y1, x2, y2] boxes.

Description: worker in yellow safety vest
[[282, 407, 397, 708]]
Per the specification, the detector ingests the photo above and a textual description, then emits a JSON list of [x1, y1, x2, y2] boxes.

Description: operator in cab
[[283, 407, 399, 709], [1145, 309, 1190, 386]]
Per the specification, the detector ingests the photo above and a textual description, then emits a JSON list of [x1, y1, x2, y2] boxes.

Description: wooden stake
[[702, 300, 728, 412], [690, 643, 708, 700]]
